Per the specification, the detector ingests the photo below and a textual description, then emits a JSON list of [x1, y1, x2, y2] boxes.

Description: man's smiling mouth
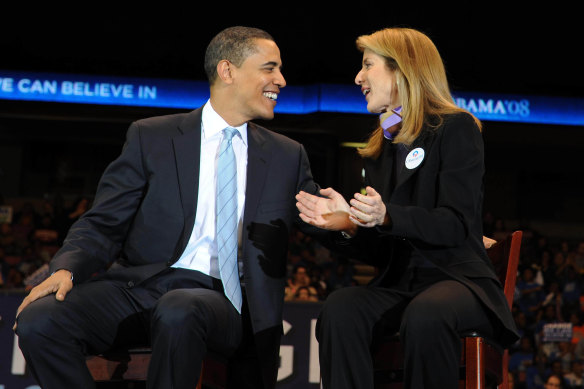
[[263, 92, 278, 101]]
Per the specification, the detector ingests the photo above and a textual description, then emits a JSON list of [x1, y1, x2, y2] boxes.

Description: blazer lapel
[[172, 108, 203, 255], [394, 128, 436, 190], [365, 140, 395, 202], [243, 123, 271, 226]]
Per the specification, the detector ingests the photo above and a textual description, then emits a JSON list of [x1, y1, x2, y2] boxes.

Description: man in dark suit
[[14, 26, 320, 389]]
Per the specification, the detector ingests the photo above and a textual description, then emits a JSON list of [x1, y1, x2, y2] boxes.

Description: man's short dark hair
[[204, 26, 274, 85]]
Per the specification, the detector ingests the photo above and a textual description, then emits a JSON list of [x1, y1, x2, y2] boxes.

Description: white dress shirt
[[172, 101, 248, 279]]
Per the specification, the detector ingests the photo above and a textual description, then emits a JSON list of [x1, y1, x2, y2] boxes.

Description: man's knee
[[16, 297, 61, 349], [151, 289, 218, 330]]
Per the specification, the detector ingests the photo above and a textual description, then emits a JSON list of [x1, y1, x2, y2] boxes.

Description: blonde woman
[[296, 27, 519, 388]]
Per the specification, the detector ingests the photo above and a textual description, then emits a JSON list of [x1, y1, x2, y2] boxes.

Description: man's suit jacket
[[335, 112, 519, 347], [49, 107, 320, 388]]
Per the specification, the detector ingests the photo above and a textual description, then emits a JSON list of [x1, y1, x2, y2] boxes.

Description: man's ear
[[216, 60, 234, 84]]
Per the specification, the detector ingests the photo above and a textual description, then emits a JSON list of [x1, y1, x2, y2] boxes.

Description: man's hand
[[13, 269, 73, 330], [296, 187, 354, 232]]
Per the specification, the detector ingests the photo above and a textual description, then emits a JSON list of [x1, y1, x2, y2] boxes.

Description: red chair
[[372, 230, 523, 389]]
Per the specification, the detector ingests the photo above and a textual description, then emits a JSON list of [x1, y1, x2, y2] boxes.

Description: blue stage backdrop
[[0, 293, 321, 389], [1, 70, 583, 126]]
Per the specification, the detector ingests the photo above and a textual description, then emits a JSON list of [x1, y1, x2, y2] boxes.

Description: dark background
[[1, 6, 583, 239], [1, 6, 581, 97], [0, 9, 582, 389]]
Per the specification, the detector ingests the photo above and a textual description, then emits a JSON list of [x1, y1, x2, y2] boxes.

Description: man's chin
[[257, 110, 275, 121]]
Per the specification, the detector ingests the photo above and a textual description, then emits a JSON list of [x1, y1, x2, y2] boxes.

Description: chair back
[[486, 230, 523, 308]]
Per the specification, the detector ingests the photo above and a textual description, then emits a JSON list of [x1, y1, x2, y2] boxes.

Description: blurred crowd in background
[[2, 195, 584, 388]]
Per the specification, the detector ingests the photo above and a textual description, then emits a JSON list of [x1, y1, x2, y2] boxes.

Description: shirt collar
[[202, 100, 248, 145]]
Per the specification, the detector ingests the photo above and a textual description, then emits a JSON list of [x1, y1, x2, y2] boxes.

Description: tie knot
[[223, 126, 238, 141]]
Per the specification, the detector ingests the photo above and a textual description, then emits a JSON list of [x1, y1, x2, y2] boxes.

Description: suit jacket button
[[127, 281, 134, 288]]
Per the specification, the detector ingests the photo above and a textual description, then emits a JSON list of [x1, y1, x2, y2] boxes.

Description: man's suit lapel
[[172, 108, 203, 256], [243, 123, 271, 225]]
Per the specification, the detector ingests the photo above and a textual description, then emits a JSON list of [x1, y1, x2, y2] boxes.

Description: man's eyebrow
[[261, 61, 281, 68]]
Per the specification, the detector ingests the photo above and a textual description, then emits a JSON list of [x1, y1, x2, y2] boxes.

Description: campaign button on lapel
[[405, 148, 425, 169]]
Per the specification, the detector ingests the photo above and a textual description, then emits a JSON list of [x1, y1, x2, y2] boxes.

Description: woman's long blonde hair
[[356, 27, 481, 159]]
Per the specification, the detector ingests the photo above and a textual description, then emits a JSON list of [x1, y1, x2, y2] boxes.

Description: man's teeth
[[363, 89, 370, 96], [263, 92, 278, 100]]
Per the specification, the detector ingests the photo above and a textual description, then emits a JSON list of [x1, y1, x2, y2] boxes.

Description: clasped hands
[[295, 186, 388, 234]]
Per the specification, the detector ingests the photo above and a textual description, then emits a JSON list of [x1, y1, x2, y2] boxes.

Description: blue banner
[[0, 71, 208, 109], [1, 70, 582, 126], [451, 91, 584, 127]]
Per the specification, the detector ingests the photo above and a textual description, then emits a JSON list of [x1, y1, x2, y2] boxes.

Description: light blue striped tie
[[216, 126, 242, 313]]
